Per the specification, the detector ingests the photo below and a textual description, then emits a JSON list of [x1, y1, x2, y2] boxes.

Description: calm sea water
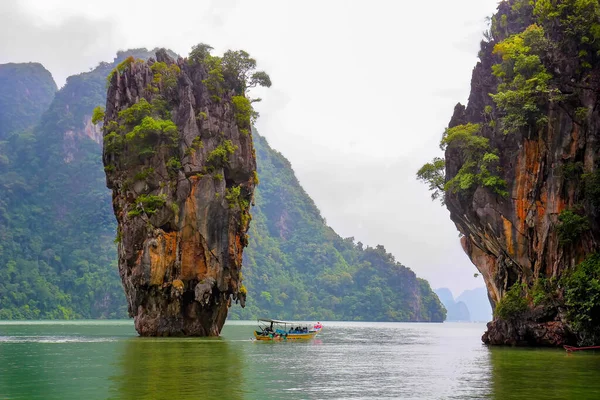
[[0, 321, 599, 399]]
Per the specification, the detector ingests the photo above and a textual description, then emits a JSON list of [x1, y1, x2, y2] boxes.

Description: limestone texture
[[103, 49, 255, 336], [444, 1, 600, 345]]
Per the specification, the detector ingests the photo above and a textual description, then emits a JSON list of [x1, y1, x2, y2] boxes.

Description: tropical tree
[[221, 50, 272, 96]]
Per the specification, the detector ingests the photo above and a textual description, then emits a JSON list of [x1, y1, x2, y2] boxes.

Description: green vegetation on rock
[[490, 24, 556, 134], [485, 0, 600, 135], [494, 283, 527, 320], [557, 209, 589, 245], [106, 56, 135, 86], [563, 253, 600, 345], [92, 106, 105, 125], [104, 90, 178, 173], [416, 157, 445, 203], [417, 123, 507, 202], [441, 123, 507, 196], [128, 194, 167, 218], [149, 62, 180, 95], [232, 95, 256, 135], [207, 140, 238, 168], [189, 44, 269, 122]]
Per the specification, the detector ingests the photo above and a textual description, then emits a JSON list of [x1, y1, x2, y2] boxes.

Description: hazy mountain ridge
[[434, 288, 470, 321], [0, 62, 56, 140], [435, 287, 492, 322], [456, 287, 492, 322]]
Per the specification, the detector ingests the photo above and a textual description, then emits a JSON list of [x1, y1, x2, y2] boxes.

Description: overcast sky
[[0, 0, 500, 297]]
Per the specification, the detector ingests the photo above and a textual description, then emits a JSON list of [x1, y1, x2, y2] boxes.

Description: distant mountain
[[0, 62, 56, 139], [0, 50, 445, 322], [0, 50, 162, 319], [434, 288, 470, 321], [435, 288, 455, 309], [456, 287, 492, 322]]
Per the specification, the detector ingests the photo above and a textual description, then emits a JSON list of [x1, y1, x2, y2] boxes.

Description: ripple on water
[[0, 336, 119, 344]]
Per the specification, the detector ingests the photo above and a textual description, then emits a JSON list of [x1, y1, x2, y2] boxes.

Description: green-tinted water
[[0, 321, 599, 399]]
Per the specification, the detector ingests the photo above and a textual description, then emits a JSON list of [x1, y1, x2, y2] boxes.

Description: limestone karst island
[[419, 0, 600, 348], [102, 48, 260, 336], [1, 0, 600, 398]]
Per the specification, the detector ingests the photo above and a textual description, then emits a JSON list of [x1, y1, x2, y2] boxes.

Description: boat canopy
[[257, 318, 293, 324]]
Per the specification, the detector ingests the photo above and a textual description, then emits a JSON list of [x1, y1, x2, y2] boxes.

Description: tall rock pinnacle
[[102, 47, 266, 336]]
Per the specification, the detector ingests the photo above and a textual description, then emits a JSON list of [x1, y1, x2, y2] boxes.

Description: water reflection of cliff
[[489, 347, 600, 399], [109, 338, 245, 400]]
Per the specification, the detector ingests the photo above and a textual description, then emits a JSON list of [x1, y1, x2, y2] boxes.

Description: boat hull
[[253, 330, 318, 341]]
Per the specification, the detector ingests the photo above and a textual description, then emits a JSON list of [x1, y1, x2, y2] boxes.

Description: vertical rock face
[[103, 50, 256, 336], [443, 1, 600, 345]]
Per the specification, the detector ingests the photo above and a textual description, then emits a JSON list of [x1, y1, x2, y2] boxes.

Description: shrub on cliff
[[583, 170, 600, 211], [103, 96, 178, 166], [149, 62, 180, 94], [92, 106, 105, 125], [221, 50, 272, 96], [557, 209, 589, 245], [189, 44, 271, 101], [530, 277, 556, 307], [417, 123, 508, 201], [487, 1, 600, 135], [189, 43, 214, 64], [442, 124, 508, 197], [232, 95, 256, 135], [416, 157, 445, 203], [207, 140, 238, 168], [106, 56, 135, 86], [563, 253, 600, 345], [127, 194, 168, 217], [490, 24, 557, 134], [118, 98, 152, 124], [494, 283, 527, 320], [201, 55, 225, 102], [533, 0, 600, 69]]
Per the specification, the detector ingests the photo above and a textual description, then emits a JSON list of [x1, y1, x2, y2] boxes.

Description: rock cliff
[[435, 1, 600, 345], [102, 48, 259, 336]]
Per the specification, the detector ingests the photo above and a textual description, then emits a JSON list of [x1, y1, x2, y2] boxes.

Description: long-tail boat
[[253, 318, 321, 341]]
